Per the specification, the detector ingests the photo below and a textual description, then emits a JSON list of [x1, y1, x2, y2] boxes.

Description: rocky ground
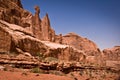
[[0, 53, 119, 80], [0, 71, 73, 80]]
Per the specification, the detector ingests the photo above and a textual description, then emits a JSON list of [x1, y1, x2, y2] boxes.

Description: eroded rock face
[[10, 0, 23, 8], [0, 0, 22, 24], [0, 0, 109, 63], [47, 47, 85, 61], [0, 20, 85, 61], [0, 0, 23, 9], [41, 13, 55, 41], [102, 46, 120, 69], [0, 25, 11, 53], [0, 0, 55, 42], [0, 0, 32, 29], [32, 7, 55, 41], [32, 6, 42, 40], [55, 32, 100, 56], [0, 1, 119, 79], [0, 20, 46, 55], [103, 46, 120, 61]]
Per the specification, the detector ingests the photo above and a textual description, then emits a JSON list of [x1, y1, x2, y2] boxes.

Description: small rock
[[35, 74, 40, 76]]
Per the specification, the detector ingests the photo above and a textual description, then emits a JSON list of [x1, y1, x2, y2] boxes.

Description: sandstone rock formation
[[0, 0, 103, 64], [0, 25, 11, 53], [55, 32, 100, 56], [0, 0, 119, 64], [0, 20, 86, 61], [102, 46, 120, 69], [103, 46, 120, 61], [0, 0, 23, 25], [32, 6, 42, 40], [0, 0, 120, 80], [0, 0, 100, 56], [0, 0, 55, 42], [41, 13, 55, 41], [0, 0, 33, 30]]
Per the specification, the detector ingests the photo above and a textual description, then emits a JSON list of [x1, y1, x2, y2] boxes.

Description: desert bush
[[36, 52, 44, 57], [31, 67, 41, 73], [9, 51, 19, 57], [36, 52, 45, 60]]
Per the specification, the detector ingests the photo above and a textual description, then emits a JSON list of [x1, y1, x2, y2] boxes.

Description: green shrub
[[36, 52, 44, 57], [36, 52, 45, 60], [31, 67, 41, 73]]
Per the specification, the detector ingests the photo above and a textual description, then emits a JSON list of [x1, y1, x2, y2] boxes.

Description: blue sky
[[21, 0, 120, 50]]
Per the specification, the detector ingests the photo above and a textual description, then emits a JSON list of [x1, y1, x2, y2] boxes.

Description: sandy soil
[[0, 71, 73, 80]]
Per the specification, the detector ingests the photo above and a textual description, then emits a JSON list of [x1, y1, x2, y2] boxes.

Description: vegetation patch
[[31, 67, 41, 73]]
